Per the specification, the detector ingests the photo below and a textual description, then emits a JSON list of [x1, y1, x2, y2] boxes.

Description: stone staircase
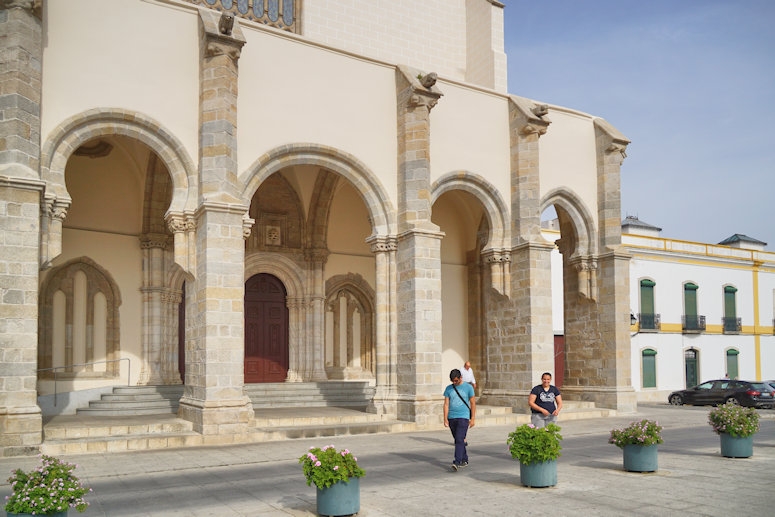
[[245, 381, 376, 408], [41, 385, 615, 455], [75, 385, 184, 416], [475, 400, 616, 428]]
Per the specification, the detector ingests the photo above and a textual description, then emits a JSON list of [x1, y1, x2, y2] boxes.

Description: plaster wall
[[441, 263, 468, 385], [237, 27, 398, 204], [41, 0, 200, 163], [429, 82, 510, 199], [538, 109, 598, 216]]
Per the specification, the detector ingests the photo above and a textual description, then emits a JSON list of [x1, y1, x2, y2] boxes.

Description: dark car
[[668, 379, 775, 408]]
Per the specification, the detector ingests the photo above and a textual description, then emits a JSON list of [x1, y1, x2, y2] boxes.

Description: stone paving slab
[[3, 405, 774, 516]]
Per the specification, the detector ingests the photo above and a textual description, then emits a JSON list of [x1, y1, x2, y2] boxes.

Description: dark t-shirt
[[530, 384, 561, 414]]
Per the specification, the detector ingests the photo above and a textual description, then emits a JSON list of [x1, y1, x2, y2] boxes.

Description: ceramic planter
[[316, 477, 360, 516], [622, 444, 658, 472], [719, 433, 754, 458], [519, 459, 557, 488]]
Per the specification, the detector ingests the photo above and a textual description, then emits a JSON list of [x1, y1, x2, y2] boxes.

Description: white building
[[548, 216, 775, 403]]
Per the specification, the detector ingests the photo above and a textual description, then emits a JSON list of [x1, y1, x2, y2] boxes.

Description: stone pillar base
[[366, 385, 397, 417], [561, 385, 637, 413], [178, 397, 255, 435], [396, 395, 443, 427], [0, 406, 42, 457]]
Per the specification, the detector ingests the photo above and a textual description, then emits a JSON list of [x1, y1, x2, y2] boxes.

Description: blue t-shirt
[[444, 382, 475, 419]]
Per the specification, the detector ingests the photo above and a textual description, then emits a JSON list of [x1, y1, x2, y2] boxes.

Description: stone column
[[394, 66, 444, 426], [0, 0, 44, 456], [177, 204, 255, 434], [480, 97, 553, 406], [306, 248, 328, 381], [176, 9, 254, 435], [593, 119, 636, 411], [138, 234, 169, 385], [366, 236, 397, 416]]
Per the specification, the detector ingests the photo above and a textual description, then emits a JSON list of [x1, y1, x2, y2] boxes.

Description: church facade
[[0, 0, 635, 456]]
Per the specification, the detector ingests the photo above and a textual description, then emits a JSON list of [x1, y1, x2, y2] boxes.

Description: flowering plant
[[506, 423, 562, 465], [608, 419, 664, 448], [299, 445, 365, 490], [708, 402, 760, 438], [4, 454, 90, 515]]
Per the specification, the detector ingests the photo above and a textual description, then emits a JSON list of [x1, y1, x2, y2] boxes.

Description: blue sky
[[504, 0, 775, 249]]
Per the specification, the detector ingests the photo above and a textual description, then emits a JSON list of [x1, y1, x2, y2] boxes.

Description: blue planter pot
[[719, 433, 754, 458], [316, 477, 360, 516], [622, 444, 658, 472], [519, 459, 557, 487]]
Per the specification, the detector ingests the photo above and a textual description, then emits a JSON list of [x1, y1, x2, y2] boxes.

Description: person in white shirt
[[461, 361, 476, 389]]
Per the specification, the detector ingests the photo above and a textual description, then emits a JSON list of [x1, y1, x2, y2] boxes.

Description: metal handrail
[[37, 358, 131, 407]]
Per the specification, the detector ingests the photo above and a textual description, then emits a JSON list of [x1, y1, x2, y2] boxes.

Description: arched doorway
[[245, 273, 289, 383]]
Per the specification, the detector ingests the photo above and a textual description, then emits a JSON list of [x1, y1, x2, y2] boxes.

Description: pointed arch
[[240, 144, 395, 238], [431, 171, 509, 252], [40, 108, 197, 215], [540, 188, 597, 258]]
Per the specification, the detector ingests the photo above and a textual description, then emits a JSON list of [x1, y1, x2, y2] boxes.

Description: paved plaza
[[1, 405, 773, 516]]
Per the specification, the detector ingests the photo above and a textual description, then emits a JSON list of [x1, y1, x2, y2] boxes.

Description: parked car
[[668, 379, 775, 408]]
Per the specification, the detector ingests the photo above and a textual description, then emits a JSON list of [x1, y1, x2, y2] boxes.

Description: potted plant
[[299, 445, 365, 516], [506, 423, 562, 487], [4, 455, 90, 516], [708, 402, 760, 458], [608, 419, 663, 472]]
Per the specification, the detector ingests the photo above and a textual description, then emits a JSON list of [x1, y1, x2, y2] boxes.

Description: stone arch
[[244, 253, 306, 299], [40, 108, 197, 215], [240, 144, 395, 238], [431, 171, 509, 252], [39, 256, 122, 377], [540, 188, 597, 259]]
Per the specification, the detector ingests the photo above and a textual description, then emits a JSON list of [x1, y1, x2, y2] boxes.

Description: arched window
[[39, 257, 121, 378], [684, 348, 699, 388], [641, 349, 657, 388]]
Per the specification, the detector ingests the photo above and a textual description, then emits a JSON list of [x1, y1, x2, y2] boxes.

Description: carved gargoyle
[[219, 12, 235, 35]]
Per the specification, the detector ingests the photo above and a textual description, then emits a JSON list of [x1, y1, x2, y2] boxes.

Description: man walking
[[444, 369, 476, 471]]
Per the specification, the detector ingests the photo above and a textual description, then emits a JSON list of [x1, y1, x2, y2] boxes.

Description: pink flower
[[333, 466, 339, 471]]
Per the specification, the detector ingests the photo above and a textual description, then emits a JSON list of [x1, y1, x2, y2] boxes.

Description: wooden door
[[244, 274, 288, 383]]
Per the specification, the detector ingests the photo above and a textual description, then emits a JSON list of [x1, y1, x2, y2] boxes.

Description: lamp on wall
[[630, 313, 638, 325]]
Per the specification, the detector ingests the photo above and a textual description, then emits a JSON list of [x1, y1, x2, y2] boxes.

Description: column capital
[[366, 235, 398, 253]]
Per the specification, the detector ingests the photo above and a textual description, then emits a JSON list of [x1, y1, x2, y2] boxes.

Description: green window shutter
[[684, 283, 698, 317], [724, 287, 737, 318], [726, 350, 739, 380], [639, 280, 655, 314], [642, 349, 657, 388]]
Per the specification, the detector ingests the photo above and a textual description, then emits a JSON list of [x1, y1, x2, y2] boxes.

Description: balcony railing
[[682, 315, 706, 333], [637, 313, 660, 332], [188, 0, 299, 33], [722, 317, 742, 334]]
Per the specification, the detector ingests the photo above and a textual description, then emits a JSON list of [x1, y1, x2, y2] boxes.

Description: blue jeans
[[448, 418, 469, 465]]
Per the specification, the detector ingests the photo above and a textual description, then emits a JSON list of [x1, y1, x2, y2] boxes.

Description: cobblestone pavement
[[1, 405, 773, 516]]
